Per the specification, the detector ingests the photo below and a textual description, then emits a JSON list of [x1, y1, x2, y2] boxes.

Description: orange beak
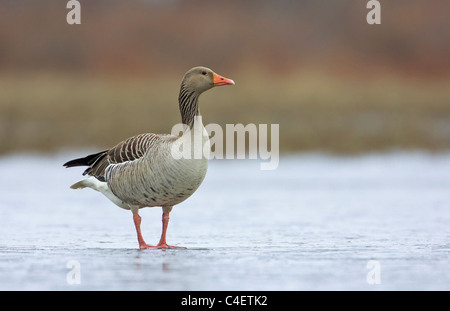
[[213, 72, 235, 86]]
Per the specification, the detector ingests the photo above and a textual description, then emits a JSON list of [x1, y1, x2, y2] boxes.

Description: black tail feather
[[63, 150, 108, 168]]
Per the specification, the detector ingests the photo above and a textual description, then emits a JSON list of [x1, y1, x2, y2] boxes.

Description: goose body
[[64, 67, 234, 249]]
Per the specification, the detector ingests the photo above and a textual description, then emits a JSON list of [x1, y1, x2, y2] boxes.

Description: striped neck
[[178, 84, 200, 128]]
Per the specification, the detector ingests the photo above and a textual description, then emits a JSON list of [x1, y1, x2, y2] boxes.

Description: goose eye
[[201, 71, 207, 75]]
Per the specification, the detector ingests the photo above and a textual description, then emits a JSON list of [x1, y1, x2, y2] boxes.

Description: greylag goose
[[63, 66, 234, 249]]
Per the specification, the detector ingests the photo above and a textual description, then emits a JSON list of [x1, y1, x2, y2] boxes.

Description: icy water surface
[[0, 152, 449, 290]]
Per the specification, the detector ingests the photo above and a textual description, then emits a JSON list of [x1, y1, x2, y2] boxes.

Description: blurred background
[[0, 0, 449, 155]]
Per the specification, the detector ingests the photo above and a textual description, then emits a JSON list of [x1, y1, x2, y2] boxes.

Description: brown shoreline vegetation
[[0, 1, 449, 155], [1, 71, 449, 155]]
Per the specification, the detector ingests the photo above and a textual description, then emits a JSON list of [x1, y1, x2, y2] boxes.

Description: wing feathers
[[64, 133, 166, 181]]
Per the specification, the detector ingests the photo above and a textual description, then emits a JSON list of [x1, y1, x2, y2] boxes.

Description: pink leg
[[155, 212, 186, 249], [133, 213, 155, 249]]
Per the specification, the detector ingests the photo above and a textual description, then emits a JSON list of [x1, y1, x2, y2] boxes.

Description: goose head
[[181, 66, 235, 95], [178, 66, 234, 127]]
